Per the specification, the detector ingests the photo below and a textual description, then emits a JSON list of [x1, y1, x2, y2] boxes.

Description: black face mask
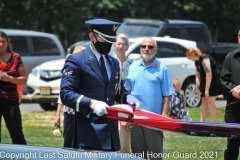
[[93, 34, 112, 55]]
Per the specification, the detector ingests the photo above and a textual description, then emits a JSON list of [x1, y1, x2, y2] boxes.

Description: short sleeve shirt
[[125, 57, 173, 114], [0, 53, 23, 101]]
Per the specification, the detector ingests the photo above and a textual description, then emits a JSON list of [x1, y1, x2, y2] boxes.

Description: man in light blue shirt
[[125, 37, 173, 160]]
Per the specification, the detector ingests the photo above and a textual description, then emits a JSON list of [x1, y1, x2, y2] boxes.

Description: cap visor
[[98, 34, 116, 43]]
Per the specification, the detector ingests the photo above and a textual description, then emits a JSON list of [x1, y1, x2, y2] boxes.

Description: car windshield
[[117, 24, 159, 37], [67, 40, 91, 55]]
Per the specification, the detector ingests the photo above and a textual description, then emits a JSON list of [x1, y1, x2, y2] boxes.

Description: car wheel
[[39, 102, 57, 111], [182, 79, 201, 107]]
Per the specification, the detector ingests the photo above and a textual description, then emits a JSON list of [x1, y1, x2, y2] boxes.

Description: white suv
[[27, 37, 200, 110]]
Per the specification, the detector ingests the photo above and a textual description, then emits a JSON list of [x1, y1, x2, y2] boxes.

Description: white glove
[[126, 95, 140, 110], [90, 100, 109, 116]]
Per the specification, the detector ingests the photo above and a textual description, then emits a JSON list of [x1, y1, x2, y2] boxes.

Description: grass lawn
[[1, 106, 227, 160], [1, 111, 64, 147], [163, 107, 226, 160]]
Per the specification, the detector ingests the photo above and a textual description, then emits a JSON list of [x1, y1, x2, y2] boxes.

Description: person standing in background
[[186, 48, 222, 122], [54, 45, 85, 148], [60, 18, 140, 150], [220, 30, 240, 160], [125, 37, 173, 160], [169, 79, 187, 119], [113, 33, 133, 153], [114, 33, 132, 82], [0, 31, 27, 144]]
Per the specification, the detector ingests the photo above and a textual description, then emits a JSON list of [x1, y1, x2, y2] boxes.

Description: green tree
[[1, 0, 240, 50]]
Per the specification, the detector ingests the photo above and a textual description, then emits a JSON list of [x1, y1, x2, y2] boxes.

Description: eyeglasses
[[140, 45, 154, 49]]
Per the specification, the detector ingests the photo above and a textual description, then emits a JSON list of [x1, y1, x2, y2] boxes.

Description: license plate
[[40, 87, 51, 95]]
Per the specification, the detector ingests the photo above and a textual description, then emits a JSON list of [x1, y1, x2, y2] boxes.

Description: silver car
[[1, 29, 65, 94]]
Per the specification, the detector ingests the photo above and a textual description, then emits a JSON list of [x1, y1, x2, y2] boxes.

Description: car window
[[67, 40, 91, 55], [160, 28, 182, 39], [176, 45, 188, 57], [32, 37, 60, 56], [9, 36, 30, 56], [117, 24, 159, 37], [157, 42, 187, 58], [185, 27, 209, 50], [157, 42, 178, 57], [186, 27, 206, 43], [131, 45, 140, 54]]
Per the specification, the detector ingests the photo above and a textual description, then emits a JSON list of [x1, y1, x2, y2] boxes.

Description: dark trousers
[[224, 101, 240, 160], [0, 101, 27, 144], [63, 112, 74, 148]]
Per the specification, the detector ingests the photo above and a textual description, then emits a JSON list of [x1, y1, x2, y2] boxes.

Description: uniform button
[[107, 98, 109, 101]]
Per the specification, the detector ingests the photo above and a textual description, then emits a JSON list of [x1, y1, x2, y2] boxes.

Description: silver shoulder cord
[[115, 58, 122, 95]]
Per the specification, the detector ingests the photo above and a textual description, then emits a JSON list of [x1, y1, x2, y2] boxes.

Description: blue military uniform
[[60, 19, 129, 150]]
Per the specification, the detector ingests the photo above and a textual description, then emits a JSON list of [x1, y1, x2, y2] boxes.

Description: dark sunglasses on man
[[140, 45, 154, 49]]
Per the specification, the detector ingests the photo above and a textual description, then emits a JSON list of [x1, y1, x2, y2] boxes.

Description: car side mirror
[[128, 53, 141, 61]]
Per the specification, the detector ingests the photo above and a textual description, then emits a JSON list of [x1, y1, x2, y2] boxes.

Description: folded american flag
[[106, 104, 240, 138], [106, 104, 135, 119]]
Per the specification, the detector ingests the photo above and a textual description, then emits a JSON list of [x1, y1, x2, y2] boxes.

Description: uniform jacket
[[60, 45, 128, 150]]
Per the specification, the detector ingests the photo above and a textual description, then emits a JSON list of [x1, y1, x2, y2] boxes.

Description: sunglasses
[[140, 45, 154, 49]]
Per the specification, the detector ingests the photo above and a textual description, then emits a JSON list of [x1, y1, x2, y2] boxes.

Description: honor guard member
[[60, 18, 140, 151]]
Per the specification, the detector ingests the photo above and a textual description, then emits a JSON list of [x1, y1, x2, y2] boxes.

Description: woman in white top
[[114, 34, 133, 153]]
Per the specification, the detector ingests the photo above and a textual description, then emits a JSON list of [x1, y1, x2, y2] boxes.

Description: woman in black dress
[[186, 48, 222, 122]]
